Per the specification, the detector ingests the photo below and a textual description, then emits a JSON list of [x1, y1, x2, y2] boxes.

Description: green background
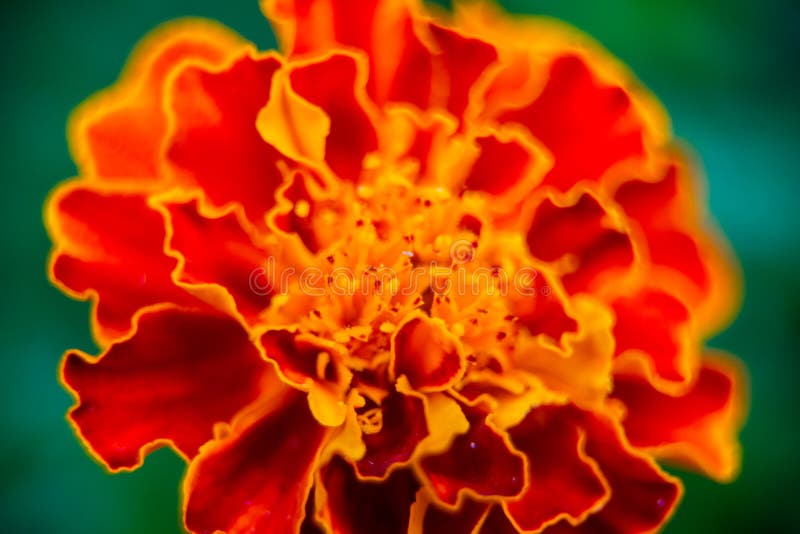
[[1, 0, 797, 532]]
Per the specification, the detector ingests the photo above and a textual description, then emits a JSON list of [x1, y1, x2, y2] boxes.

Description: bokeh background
[[1, 0, 797, 532]]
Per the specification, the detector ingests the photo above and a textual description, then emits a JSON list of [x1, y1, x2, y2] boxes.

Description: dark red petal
[[526, 193, 634, 293], [510, 269, 578, 342], [385, 17, 436, 109], [464, 134, 534, 196], [481, 506, 525, 534], [166, 53, 287, 225], [613, 165, 679, 226], [419, 495, 490, 534], [612, 358, 744, 480], [419, 408, 526, 506], [576, 409, 681, 533], [61, 308, 267, 470], [165, 200, 271, 322], [184, 391, 327, 534], [317, 457, 418, 534], [428, 24, 498, 119], [48, 186, 194, 341], [499, 54, 645, 191], [506, 405, 608, 531], [289, 53, 378, 182], [391, 314, 465, 392], [355, 390, 429, 479], [270, 170, 333, 254], [612, 289, 691, 383], [647, 229, 709, 290]]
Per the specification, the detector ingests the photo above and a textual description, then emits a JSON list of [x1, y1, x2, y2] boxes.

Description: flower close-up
[[44, 0, 747, 532]]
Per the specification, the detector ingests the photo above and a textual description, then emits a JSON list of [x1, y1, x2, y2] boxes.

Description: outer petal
[[166, 52, 288, 225], [60, 307, 268, 470], [69, 19, 246, 181], [46, 183, 195, 342], [505, 405, 609, 532], [162, 199, 273, 323], [417, 406, 527, 507], [184, 391, 328, 534], [314, 456, 419, 534], [612, 355, 746, 481], [497, 54, 647, 192]]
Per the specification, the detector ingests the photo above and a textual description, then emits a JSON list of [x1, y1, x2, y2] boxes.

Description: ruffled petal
[[410, 490, 490, 534], [391, 312, 466, 392], [260, 329, 352, 426], [418, 406, 526, 507], [612, 355, 745, 481], [315, 456, 419, 534], [47, 184, 194, 342], [525, 192, 634, 294], [166, 52, 288, 225], [356, 390, 429, 479], [184, 391, 327, 534], [611, 288, 693, 386], [60, 307, 268, 470], [505, 405, 608, 531], [498, 54, 647, 192], [288, 52, 379, 182], [462, 130, 544, 199], [69, 20, 246, 181], [162, 199, 272, 322]]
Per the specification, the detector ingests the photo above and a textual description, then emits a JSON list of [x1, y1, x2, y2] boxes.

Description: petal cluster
[[46, 2, 746, 533]]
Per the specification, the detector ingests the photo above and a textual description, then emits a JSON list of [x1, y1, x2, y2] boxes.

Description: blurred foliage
[[0, 0, 797, 532]]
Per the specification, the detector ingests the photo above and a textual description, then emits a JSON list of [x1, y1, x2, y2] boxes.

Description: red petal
[[164, 199, 272, 322], [72, 21, 244, 181], [612, 289, 691, 384], [464, 134, 534, 196], [415, 493, 490, 534], [419, 408, 526, 506], [500, 55, 645, 191], [428, 23, 498, 119], [184, 391, 327, 534], [390, 313, 466, 392], [573, 408, 681, 533], [289, 53, 378, 182], [506, 405, 608, 531], [355, 390, 429, 479], [61, 307, 268, 470], [166, 53, 287, 225], [317, 457, 418, 534], [612, 357, 744, 480], [526, 193, 634, 294], [48, 185, 194, 341]]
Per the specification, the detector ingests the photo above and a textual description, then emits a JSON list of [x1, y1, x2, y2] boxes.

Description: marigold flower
[[46, 1, 746, 532]]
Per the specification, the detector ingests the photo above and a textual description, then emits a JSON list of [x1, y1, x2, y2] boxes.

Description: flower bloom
[[46, 1, 746, 532]]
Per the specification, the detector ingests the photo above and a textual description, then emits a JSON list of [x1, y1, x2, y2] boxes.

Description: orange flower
[[45, 1, 746, 532]]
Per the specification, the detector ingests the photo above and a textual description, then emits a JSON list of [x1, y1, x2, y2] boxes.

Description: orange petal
[[418, 407, 526, 507], [525, 192, 634, 294], [499, 54, 646, 192], [163, 199, 272, 323], [390, 313, 466, 392], [166, 52, 288, 225], [184, 391, 327, 534], [355, 390, 429, 479], [612, 355, 745, 481], [60, 307, 268, 470], [315, 456, 419, 534], [505, 405, 608, 531], [70, 20, 246, 181], [47, 184, 194, 342]]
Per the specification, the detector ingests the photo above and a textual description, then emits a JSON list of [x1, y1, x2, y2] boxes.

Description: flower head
[[47, 1, 746, 532]]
